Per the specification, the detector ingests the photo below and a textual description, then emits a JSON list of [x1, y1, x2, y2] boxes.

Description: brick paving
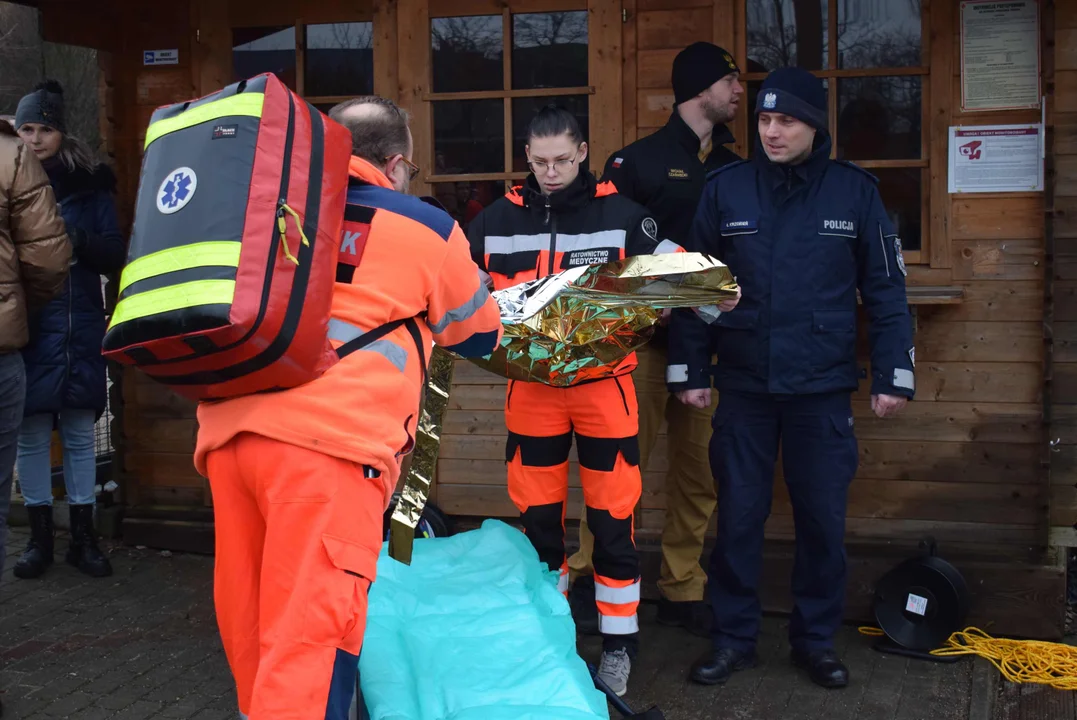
[[0, 525, 987, 719]]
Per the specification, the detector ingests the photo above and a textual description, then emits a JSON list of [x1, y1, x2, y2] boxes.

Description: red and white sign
[[948, 124, 1043, 193]]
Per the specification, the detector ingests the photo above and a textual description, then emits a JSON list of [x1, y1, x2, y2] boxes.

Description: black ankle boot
[[66, 504, 112, 578], [13, 505, 54, 579]]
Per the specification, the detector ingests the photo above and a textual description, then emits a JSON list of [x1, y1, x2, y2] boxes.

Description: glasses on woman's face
[[387, 154, 421, 181], [528, 152, 579, 174]]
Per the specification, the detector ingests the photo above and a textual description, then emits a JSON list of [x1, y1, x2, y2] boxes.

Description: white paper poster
[[960, 0, 1040, 111], [948, 124, 1043, 193]]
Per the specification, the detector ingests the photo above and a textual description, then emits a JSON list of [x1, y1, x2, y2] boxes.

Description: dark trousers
[[706, 390, 858, 653]]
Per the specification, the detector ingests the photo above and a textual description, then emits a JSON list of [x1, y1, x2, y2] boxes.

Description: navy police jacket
[[668, 133, 915, 399]]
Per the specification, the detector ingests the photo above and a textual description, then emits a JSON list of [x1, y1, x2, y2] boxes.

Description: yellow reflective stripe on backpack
[[144, 92, 265, 149], [117, 241, 242, 296], [110, 280, 237, 328]]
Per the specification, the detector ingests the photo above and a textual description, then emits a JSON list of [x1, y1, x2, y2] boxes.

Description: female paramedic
[[466, 105, 739, 698]]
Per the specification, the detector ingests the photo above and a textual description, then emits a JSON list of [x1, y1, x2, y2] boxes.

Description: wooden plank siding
[[1050, 0, 1077, 547]]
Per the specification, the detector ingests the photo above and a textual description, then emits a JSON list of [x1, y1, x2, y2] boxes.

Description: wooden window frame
[[230, 10, 384, 105], [420, 1, 593, 189], [731, 0, 939, 267]]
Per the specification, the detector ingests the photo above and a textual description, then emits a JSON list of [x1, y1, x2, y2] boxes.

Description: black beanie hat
[[672, 42, 740, 106], [755, 67, 827, 130], [15, 80, 66, 134]]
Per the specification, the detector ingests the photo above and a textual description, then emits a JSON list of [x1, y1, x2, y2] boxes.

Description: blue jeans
[[17, 409, 98, 507], [0, 352, 27, 580]]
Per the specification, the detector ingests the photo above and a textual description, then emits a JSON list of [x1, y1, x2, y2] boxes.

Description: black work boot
[[656, 597, 713, 638], [66, 504, 112, 578], [13, 505, 55, 579], [689, 647, 758, 685], [791, 647, 849, 689]]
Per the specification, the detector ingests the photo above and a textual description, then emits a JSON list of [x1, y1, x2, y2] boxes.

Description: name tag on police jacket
[[721, 219, 758, 236]]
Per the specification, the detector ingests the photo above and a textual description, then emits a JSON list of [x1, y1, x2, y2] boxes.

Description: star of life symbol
[[762, 92, 777, 109], [157, 167, 197, 214]]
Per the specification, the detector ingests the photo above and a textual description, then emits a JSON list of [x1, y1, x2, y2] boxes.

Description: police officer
[[669, 67, 915, 689], [567, 41, 744, 638]]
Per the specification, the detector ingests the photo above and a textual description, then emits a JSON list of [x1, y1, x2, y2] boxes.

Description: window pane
[[511, 11, 588, 90], [304, 23, 374, 97], [432, 181, 505, 234], [874, 167, 922, 251], [746, 0, 828, 72], [746, 78, 829, 157], [838, 0, 922, 69], [837, 77, 922, 161], [433, 100, 505, 174], [233, 27, 296, 89], [511, 95, 589, 173], [431, 16, 503, 93]]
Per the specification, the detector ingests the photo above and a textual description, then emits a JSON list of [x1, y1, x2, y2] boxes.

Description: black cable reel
[[871, 536, 970, 662]]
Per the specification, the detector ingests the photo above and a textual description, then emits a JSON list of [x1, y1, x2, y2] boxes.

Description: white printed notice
[[960, 0, 1040, 111], [905, 593, 929, 617], [948, 125, 1043, 194]]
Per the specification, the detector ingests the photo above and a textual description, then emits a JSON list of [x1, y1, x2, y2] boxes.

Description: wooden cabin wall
[[1051, 0, 1077, 548]]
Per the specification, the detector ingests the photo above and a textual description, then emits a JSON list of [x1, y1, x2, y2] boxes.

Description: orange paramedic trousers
[[205, 433, 386, 720], [505, 375, 643, 652]]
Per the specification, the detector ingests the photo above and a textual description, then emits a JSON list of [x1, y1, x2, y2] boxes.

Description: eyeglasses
[[528, 153, 579, 174], [387, 154, 421, 181]]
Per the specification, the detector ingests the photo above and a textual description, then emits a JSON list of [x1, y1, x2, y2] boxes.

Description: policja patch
[[894, 236, 907, 276]]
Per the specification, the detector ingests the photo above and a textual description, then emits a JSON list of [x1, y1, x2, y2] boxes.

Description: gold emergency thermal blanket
[[470, 252, 739, 387]]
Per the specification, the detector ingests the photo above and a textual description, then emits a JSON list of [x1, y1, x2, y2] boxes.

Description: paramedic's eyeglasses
[[388, 154, 421, 181], [528, 154, 579, 173]]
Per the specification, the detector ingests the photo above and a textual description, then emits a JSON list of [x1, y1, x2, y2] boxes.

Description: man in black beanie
[[566, 41, 743, 640], [669, 66, 915, 689]]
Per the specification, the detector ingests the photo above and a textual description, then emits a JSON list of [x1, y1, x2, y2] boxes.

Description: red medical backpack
[[102, 73, 352, 401]]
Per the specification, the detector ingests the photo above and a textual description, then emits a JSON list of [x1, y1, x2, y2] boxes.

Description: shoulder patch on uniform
[[836, 160, 879, 184], [706, 158, 750, 182], [347, 185, 455, 242], [612, 156, 624, 168], [642, 217, 658, 241]]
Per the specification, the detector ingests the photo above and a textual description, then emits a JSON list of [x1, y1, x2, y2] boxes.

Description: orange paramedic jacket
[[194, 156, 503, 504]]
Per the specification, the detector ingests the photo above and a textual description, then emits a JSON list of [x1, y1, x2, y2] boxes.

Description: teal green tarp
[[359, 519, 610, 720]]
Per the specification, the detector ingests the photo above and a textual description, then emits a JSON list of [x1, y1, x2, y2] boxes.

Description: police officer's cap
[[755, 67, 828, 131], [672, 42, 740, 106]]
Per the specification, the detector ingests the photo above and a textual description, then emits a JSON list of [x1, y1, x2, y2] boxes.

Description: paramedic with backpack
[[466, 105, 739, 698], [193, 96, 503, 720]]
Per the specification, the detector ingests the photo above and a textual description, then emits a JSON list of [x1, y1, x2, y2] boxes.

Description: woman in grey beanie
[[13, 80, 126, 581]]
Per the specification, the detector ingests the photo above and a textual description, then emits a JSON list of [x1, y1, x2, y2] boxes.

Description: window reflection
[[432, 181, 504, 233], [838, 0, 921, 69], [433, 100, 505, 175], [747, 0, 828, 72], [431, 16, 503, 93], [511, 96, 589, 173], [874, 167, 922, 251], [511, 12, 588, 89], [305, 23, 374, 97], [233, 27, 296, 89], [837, 77, 921, 161]]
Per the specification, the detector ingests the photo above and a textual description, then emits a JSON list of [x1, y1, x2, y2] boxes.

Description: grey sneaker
[[596, 648, 632, 697]]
